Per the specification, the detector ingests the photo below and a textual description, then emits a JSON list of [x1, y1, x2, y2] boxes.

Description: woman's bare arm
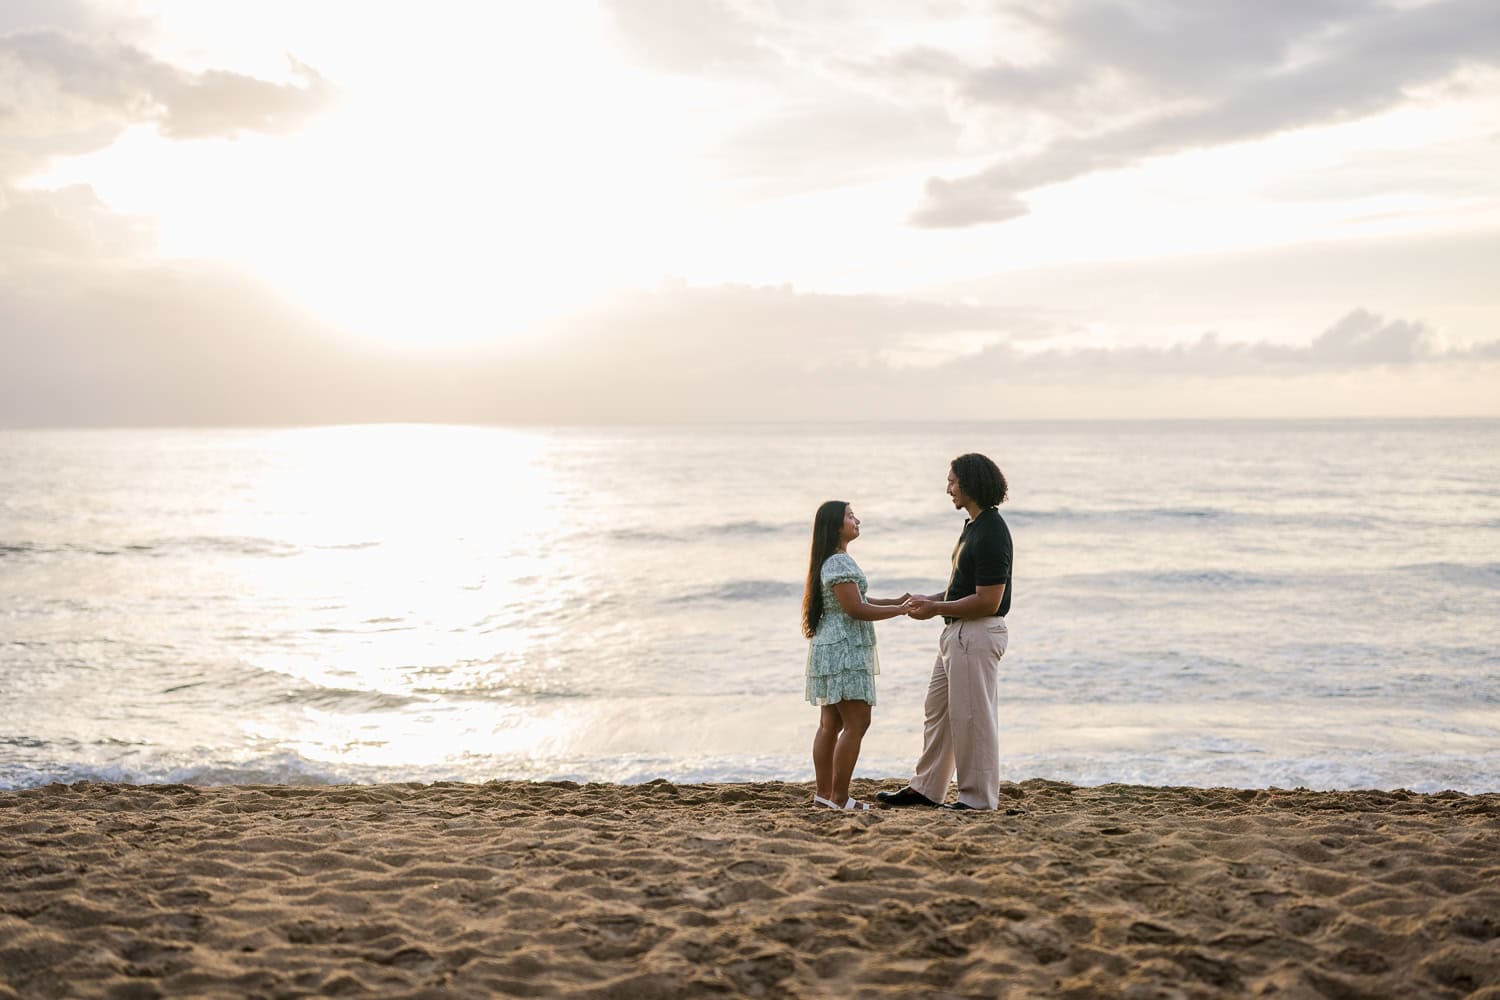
[[832, 582, 911, 622]]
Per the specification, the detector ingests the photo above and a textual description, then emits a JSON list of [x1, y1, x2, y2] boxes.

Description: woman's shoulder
[[820, 552, 862, 580]]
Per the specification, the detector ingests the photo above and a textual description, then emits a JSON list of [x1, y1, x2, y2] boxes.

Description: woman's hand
[[906, 597, 940, 620]]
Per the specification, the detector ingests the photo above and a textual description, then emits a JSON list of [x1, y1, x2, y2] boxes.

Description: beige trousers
[[909, 616, 1008, 809]]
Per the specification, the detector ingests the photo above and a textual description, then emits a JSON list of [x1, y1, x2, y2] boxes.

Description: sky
[[1, 0, 1498, 425]]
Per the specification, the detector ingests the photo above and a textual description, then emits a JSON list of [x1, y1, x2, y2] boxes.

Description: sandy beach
[[2, 779, 1497, 999]]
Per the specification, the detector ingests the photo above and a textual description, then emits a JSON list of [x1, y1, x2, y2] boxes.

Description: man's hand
[[906, 597, 939, 621]]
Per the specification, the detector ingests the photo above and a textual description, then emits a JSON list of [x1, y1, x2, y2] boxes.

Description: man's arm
[[907, 584, 1005, 621]]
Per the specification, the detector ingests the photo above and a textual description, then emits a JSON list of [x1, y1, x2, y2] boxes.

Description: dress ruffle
[[805, 641, 879, 706], [806, 669, 877, 706], [806, 639, 879, 677]]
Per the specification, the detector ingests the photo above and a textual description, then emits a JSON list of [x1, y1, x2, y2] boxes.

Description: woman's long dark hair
[[801, 500, 848, 638]]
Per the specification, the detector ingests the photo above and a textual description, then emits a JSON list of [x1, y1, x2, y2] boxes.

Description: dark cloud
[[908, 0, 1500, 226]]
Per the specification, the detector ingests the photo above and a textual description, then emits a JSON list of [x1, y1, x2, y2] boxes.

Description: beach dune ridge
[[2, 779, 1498, 998]]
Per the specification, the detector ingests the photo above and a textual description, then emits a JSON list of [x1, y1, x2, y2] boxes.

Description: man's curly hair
[[951, 453, 1008, 508]]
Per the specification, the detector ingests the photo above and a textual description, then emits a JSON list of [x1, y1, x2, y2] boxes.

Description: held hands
[[874, 593, 939, 621], [906, 597, 940, 621]]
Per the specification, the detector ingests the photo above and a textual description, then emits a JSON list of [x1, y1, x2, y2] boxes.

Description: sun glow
[[25, 4, 711, 348], [19, 2, 1500, 362]]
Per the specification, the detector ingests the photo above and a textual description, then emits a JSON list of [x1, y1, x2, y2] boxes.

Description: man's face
[[946, 469, 967, 509]]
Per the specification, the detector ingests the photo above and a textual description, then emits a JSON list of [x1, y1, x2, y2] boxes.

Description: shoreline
[[3, 779, 1498, 998]]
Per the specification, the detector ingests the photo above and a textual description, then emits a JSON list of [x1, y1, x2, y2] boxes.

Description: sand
[[2, 779, 1498, 999]]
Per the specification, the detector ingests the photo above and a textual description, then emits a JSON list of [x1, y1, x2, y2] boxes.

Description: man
[[878, 452, 1013, 811]]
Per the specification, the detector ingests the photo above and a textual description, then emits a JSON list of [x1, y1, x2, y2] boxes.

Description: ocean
[[2, 420, 1498, 793]]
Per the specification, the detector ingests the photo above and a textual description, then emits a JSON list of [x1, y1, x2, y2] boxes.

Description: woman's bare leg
[[813, 704, 843, 801], [830, 700, 871, 804]]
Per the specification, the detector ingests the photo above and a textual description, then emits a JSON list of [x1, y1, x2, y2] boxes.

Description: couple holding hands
[[802, 452, 1013, 812]]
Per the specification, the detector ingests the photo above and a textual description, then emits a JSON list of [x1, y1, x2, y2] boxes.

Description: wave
[[1013, 506, 1234, 524], [161, 662, 429, 715], [0, 752, 376, 791], [606, 528, 685, 544], [0, 750, 805, 792], [607, 519, 799, 545], [0, 536, 301, 559], [683, 576, 930, 605], [688, 580, 803, 603], [268, 686, 427, 713], [1043, 562, 1500, 596], [1399, 562, 1500, 589], [5, 747, 1499, 794], [1001, 751, 1500, 795], [1051, 568, 1274, 590], [721, 520, 793, 536]]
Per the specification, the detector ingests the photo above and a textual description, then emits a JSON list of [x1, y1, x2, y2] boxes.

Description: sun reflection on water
[[218, 425, 576, 748]]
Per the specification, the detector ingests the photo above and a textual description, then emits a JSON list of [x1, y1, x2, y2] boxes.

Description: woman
[[802, 500, 910, 810]]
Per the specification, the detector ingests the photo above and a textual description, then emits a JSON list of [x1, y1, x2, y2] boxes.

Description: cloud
[[1305, 309, 1429, 366], [0, 15, 341, 398], [0, 183, 155, 258], [906, 0, 1500, 226], [3, 266, 1496, 426], [514, 297, 1500, 421], [152, 56, 336, 139], [0, 28, 336, 177], [713, 97, 960, 191], [601, 0, 769, 75], [595, 0, 1500, 218], [0, 258, 390, 427], [600, 1, 965, 196], [932, 308, 1493, 384]]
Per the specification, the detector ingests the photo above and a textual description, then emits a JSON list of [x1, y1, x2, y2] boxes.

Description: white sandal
[[814, 795, 872, 811]]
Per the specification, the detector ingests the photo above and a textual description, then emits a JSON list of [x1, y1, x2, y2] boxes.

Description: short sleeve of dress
[[821, 553, 861, 586]]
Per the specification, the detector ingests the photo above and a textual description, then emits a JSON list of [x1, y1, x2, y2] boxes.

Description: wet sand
[[2, 779, 1498, 998]]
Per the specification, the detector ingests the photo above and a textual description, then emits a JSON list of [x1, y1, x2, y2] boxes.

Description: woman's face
[[840, 505, 861, 545]]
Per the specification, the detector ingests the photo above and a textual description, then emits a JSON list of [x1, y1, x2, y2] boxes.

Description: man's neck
[[963, 501, 984, 520]]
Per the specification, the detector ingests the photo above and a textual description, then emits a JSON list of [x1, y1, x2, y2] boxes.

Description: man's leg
[[909, 623, 958, 803], [949, 619, 1006, 809]]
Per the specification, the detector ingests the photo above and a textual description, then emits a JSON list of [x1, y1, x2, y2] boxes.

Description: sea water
[[2, 421, 1497, 792]]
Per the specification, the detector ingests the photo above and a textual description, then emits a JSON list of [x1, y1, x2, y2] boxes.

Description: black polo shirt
[[944, 507, 1012, 619]]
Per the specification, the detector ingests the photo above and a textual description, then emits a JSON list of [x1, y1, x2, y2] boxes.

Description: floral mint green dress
[[806, 552, 879, 706]]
